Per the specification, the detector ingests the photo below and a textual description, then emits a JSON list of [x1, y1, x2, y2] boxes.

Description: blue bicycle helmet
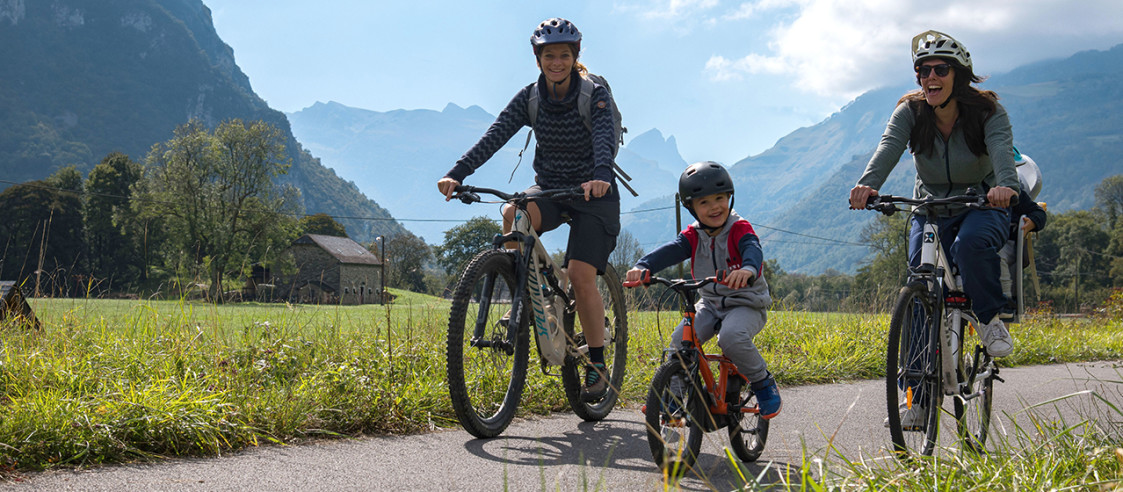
[[531, 18, 581, 55]]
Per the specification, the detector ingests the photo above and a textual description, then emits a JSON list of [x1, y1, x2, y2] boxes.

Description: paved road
[[5, 361, 1121, 491]]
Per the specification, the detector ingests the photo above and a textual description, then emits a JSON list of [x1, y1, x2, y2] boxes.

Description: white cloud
[[615, 0, 720, 20], [704, 0, 1123, 99]]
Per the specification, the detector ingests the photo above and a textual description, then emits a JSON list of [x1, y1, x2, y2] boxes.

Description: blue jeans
[[908, 208, 1010, 324]]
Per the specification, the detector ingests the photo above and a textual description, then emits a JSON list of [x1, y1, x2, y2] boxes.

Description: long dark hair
[[899, 58, 998, 157]]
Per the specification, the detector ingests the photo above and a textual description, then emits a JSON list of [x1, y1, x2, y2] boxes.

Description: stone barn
[[284, 234, 383, 305]]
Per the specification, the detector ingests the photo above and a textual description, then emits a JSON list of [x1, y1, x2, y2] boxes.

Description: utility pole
[[378, 235, 386, 304], [675, 193, 683, 280]]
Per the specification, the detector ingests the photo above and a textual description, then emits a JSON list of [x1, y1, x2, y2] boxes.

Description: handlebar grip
[[622, 270, 651, 288]]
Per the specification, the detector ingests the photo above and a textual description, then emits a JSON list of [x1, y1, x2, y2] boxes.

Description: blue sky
[[206, 0, 1123, 166]]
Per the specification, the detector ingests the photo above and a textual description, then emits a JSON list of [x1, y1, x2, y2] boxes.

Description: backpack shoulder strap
[[576, 76, 596, 132], [527, 82, 539, 128]]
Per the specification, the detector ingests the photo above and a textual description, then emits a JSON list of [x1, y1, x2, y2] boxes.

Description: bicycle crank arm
[[469, 337, 514, 355]]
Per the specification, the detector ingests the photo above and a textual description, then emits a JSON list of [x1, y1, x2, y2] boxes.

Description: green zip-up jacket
[[857, 100, 1020, 212]]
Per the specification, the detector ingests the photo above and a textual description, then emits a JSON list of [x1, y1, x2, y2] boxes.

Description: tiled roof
[[293, 234, 382, 265]]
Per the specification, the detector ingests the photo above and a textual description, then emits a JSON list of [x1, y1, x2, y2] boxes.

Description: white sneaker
[[885, 403, 927, 430], [979, 316, 1013, 357]]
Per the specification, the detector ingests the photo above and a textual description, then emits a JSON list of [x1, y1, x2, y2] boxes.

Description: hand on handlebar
[[720, 268, 756, 290], [623, 268, 651, 288], [437, 177, 460, 201], [849, 185, 878, 210], [986, 186, 1017, 208], [582, 180, 611, 201]]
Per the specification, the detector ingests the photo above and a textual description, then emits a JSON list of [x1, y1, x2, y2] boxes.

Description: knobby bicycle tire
[[729, 379, 769, 462], [644, 357, 704, 474], [886, 281, 943, 458], [446, 249, 530, 438], [561, 264, 629, 421]]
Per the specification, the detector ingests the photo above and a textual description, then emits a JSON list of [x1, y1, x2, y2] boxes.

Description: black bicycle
[[445, 185, 628, 438]]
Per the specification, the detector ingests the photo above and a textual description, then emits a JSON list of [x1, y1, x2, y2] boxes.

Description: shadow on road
[[461, 415, 808, 490]]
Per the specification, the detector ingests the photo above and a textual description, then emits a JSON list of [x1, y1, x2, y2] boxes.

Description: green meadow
[[1, 289, 1121, 487]]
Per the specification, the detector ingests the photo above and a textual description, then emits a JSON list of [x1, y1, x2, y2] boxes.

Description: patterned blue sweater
[[445, 70, 617, 194]]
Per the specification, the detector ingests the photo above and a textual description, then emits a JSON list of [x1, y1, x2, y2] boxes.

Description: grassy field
[[1, 289, 1121, 482]]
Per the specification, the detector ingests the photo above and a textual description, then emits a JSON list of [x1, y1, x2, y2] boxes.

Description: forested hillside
[[0, 0, 402, 242]]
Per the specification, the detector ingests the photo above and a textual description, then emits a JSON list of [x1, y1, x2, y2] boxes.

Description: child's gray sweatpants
[[669, 301, 769, 383]]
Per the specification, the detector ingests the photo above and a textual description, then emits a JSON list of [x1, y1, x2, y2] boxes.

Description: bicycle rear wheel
[[644, 356, 704, 474], [562, 264, 629, 421], [886, 281, 943, 457], [729, 379, 769, 462], [446, 249, 530, 438], [954, 317, 994, 453]]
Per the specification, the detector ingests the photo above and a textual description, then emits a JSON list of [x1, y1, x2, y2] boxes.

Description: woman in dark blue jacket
[[437, 18, 619, 402]]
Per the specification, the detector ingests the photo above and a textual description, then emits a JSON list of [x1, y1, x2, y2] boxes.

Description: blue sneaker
[[751, 374, 782, 420]]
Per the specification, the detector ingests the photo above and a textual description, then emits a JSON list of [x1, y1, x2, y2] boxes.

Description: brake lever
[[457, 192, 480, 204]]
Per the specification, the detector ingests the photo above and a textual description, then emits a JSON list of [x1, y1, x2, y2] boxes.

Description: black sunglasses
[[916, 63, 952, 78]]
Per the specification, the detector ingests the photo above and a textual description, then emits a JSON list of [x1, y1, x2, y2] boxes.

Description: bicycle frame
[[509, 205, 572, 367], [460, 186, 583, 368], [913, 209, 986, 396], [633, 274, 758, 420], [874, 193, 1003, 399]]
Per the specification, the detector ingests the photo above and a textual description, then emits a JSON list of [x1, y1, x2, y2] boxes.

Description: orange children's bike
[[625, 272, 768, 473]]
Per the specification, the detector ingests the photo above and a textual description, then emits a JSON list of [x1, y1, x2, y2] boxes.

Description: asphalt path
[[5, 361, 1121, 491]]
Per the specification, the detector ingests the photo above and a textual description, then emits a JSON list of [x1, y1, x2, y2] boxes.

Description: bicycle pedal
[[663, 417, 687, 428]]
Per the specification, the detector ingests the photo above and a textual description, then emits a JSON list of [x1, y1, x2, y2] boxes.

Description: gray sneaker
[[979, 316, 1013, 357], [885, 402, 927, 431]]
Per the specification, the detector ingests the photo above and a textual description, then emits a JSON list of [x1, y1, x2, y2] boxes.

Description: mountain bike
[[625, 272, 767, 473], [445, 185, 628, 438], [864, 191, 1011, 457]]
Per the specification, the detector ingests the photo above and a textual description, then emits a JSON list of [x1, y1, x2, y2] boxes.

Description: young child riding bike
[[624, 161, 781, 419]]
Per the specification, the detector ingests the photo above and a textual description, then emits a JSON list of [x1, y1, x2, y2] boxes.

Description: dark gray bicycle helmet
[[530, 18, 581, 55], [679, 161, 734, 205]]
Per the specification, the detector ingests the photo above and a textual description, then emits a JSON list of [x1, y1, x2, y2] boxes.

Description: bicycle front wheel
[[446, 249, 530, 439], [644, 357, 704, 474], [954, 316, 994, 453], [729, 380, 769, 462], [562, 263, 629, 421], [886, 281, 943, 458]]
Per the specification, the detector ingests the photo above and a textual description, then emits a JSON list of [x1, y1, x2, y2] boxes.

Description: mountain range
[[3, 0, 1121, 274], [286, 101, 683, 246], [288, 44, 1123, 272]]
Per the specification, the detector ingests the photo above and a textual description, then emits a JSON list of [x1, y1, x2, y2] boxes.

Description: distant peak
[[442, 102, 464, 112]]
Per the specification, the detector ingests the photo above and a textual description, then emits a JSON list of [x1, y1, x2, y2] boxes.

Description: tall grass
[[0, 291, 1120, 475]]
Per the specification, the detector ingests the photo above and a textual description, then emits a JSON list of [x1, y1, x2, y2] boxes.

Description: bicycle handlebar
[[452, 184, 586, 205], [864, 188, 1017, 216], [622, 270, 728, 290]]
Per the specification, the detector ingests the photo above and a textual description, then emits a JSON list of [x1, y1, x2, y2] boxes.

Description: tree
[[85, 152, 143, 291], [299, 213, 348, 237], [134, 119, 301, 300], [853, 212, 910, 310], [1095, 174, 1123, 230], [1035, 209, 1112, 311], [381, 231, 431, 293], [609, 229, 645, 278], [436, 216, 501, 275], [0, 168, 86, 296]]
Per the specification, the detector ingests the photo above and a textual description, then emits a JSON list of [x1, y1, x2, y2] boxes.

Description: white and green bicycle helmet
[[912, 30, 972, 70]]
